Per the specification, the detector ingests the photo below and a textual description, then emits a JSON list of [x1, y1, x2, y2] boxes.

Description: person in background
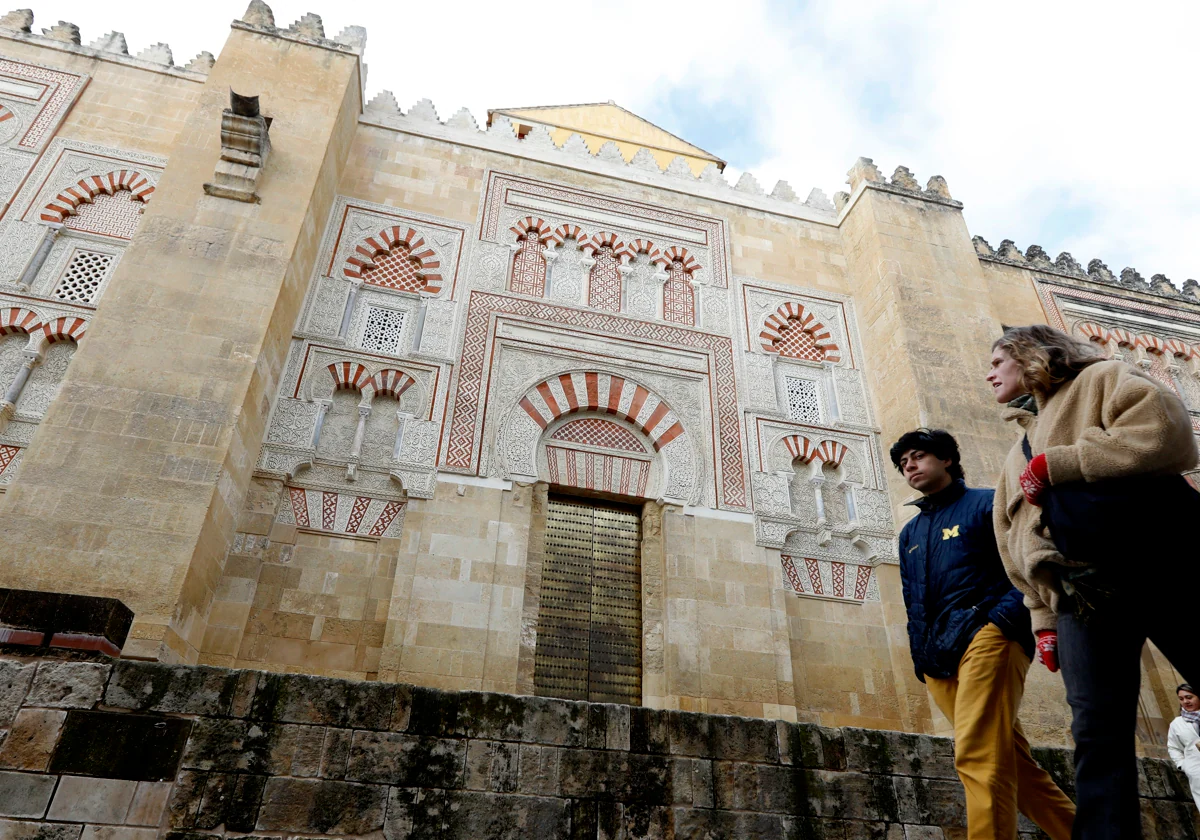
[[891, 428, 1075, 840], [1169, 684, 1200, 814], [989, 324, 1200, 839]]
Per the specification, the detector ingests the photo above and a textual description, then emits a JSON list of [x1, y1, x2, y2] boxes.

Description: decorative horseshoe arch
[[40, 170, 155, 223], [499, 371, 700, 503], [342, 226, 443, 295], [759, 301, 841, 363]]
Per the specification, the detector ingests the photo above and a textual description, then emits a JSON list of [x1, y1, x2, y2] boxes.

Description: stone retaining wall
[[0, 652, 1195, 839]]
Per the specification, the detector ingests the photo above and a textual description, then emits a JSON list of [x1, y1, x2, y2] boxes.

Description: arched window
[[662, 260, 695, 326], [759, 302, 841, 363], [361, 244, 425, 293], [587, 233, 625, 312], [509, 217, 552, 297]]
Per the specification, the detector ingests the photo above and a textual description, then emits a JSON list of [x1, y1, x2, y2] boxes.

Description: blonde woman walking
[[987, 324, 1200, 839]]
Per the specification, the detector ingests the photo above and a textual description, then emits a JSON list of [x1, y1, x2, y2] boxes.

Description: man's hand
[[1019, 453, 1050, 506], [1035, 630, 1059, 673]]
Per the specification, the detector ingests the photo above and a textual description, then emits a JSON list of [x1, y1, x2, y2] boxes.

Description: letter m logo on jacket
[[942, 525, 960, 540]]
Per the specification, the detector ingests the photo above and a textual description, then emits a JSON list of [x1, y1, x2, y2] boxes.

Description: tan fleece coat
[[995, 359, 1199, 631]]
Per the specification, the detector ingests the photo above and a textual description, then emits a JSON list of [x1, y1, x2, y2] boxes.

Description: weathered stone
[[46, 776, 138, 823], [0, 770, 57, 818], [0, 708, 65, 770], [26, 662, 108, 709], [559, 749, 669, 803], [518, 743, 560, 796], [104, 662, 236, 716], [710, 715, 779, 763], [51, 710, 192, 782], [597, 801, 673, 839], [0, 820, 83, 840], [672, 806, 784, 838], [777, 721, 825, 768], [842, 728, 956, 779], [465, 739, 519, 793], [319, 726, 352, 779], [165, 771, 206, 828], [383, 787, 449, 839], [289, 725, 325, 777], [194, 773, 266, 832], [629, 706, 669, 754], [249, 672, 394, 730], [441, 791, 570, 838], [180, 718, 290, 774], [0, 661, 35, 727], [892, 775, 967, 828], [255, 778, 386, 833], [345, 730, 465, 788]]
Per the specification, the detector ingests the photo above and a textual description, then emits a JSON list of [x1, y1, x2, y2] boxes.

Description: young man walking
[[891, 429, 1075, 840]]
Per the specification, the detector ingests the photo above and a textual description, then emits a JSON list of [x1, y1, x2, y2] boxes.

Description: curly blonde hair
[[992, 324, 1105, 398]]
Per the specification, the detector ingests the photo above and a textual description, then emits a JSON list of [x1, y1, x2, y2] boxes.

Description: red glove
[[1019, 453, 1050, 506], [1036, 630, 1059, 672]]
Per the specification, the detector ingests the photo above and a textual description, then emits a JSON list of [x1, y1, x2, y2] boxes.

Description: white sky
[[23, 0, 1200, 283]]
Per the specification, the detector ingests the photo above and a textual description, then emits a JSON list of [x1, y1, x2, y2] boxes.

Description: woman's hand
[[1036, 630, 1059, 672], [1020, 453, 1050, 506]]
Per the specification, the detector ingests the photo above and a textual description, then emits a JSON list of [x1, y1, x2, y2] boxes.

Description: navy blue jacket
[[899, 479, 1033, 681]]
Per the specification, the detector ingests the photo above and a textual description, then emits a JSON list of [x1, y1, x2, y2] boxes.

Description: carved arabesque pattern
[[510, 236, 547, 297], [662, 262, 695, 326]]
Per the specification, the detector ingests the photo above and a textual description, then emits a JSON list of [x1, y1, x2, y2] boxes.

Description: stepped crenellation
[[0, 7, 216, 74], [359, 90, 849, 216], [844, 156, 957, 206], [234, 0, 365, 52], [972, 237, 1199, 303]]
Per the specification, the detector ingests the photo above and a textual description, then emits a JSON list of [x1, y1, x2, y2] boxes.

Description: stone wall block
[[518, 743, 561, 796], [104, 662, 236, 716], [0, 769, 57, 818], [0, 820, 82, 840], [455, 691, 529, 741], [559, 750, 669, 803], [465, 739, 519, 793], [891, 776, 966, 828], [180, 718, 291, 774], [666, 710, 712, 757], [193, 773, 266, 832], [384, 786, 449, 839], [289, 725, 325, 777], [587, 704, 607, 749], [671, 807, 784, 838], [125, 781, 173, 827], [248, 673, 394, 730], [520, 696, 587, 748], [0, 661, 36, 727], [345, 730, 465, 788], [165, 770, 207, 828], [45, 776, 137, 823], [255, 777, 387, 834], [606, 704, 631, 752], [1138, 757, 1190, 801], [51, 711, 191, 782], [818, 726, 847, 771], [629, 707, 669, 755], [709, 715, 779, 763], [843, 728, 957, 779], [776, 721, 826, 768], [229, 670, 259, 718], [712, 761, 797, 814], [595, 801, 673, 839], [406, 686, 461, 737], [26, 662, 109, 709], [319, 727, 352, 779], [443, 790, 570, 838], [569, 798, 597, 840], [0, 708, 66, 770], [1030, 746, 1075, 798], [389, 683, 412, 732]]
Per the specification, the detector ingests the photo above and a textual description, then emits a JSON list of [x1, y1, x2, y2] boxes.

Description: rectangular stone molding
[[0, 25, 365, 664], [0, 589, 133, 655], [0, 651, 1192, 838]]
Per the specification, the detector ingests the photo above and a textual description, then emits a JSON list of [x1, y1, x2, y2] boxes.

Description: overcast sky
[[30, 0, 1199, 283]]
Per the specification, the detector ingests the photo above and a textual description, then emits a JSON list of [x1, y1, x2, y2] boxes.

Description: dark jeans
[[1058, 594, 1200, 839]]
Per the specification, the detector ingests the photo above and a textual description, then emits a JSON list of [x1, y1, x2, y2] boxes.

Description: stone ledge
[[0, 651, 1192, 838]]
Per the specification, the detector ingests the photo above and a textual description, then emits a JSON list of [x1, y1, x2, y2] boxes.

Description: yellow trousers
[[926, 623, 1075, 840]]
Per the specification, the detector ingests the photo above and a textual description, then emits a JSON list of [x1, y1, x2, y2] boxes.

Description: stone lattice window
[[662, 262, 695, 326], [362, 245, 424, 293], [52, 250, 113, 304], [785, 376, 821, 423], [360, 306, 406, 354], [62, 190, 143, 239], [775, 318, 825, 362], [510, 236, 547, 297], [588, 246, 622, 312], [551, 418, 645, 452]]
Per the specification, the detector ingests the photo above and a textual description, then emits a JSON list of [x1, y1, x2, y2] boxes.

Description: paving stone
[[0, 770, 57, 818], [0, 662, 36, 728], [255, 777, 386, 834], [0, 709, 65, 770], [103, 662, 236, 716], [345, 730, 465, 788], [26, 662, 109, 709], [46, 775, 137, 823], [0, 819, 83, 840]]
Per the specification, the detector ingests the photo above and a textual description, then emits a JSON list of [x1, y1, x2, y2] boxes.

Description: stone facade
[[0, 651, 1196, 839], [0, 0, 1197, 762]]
